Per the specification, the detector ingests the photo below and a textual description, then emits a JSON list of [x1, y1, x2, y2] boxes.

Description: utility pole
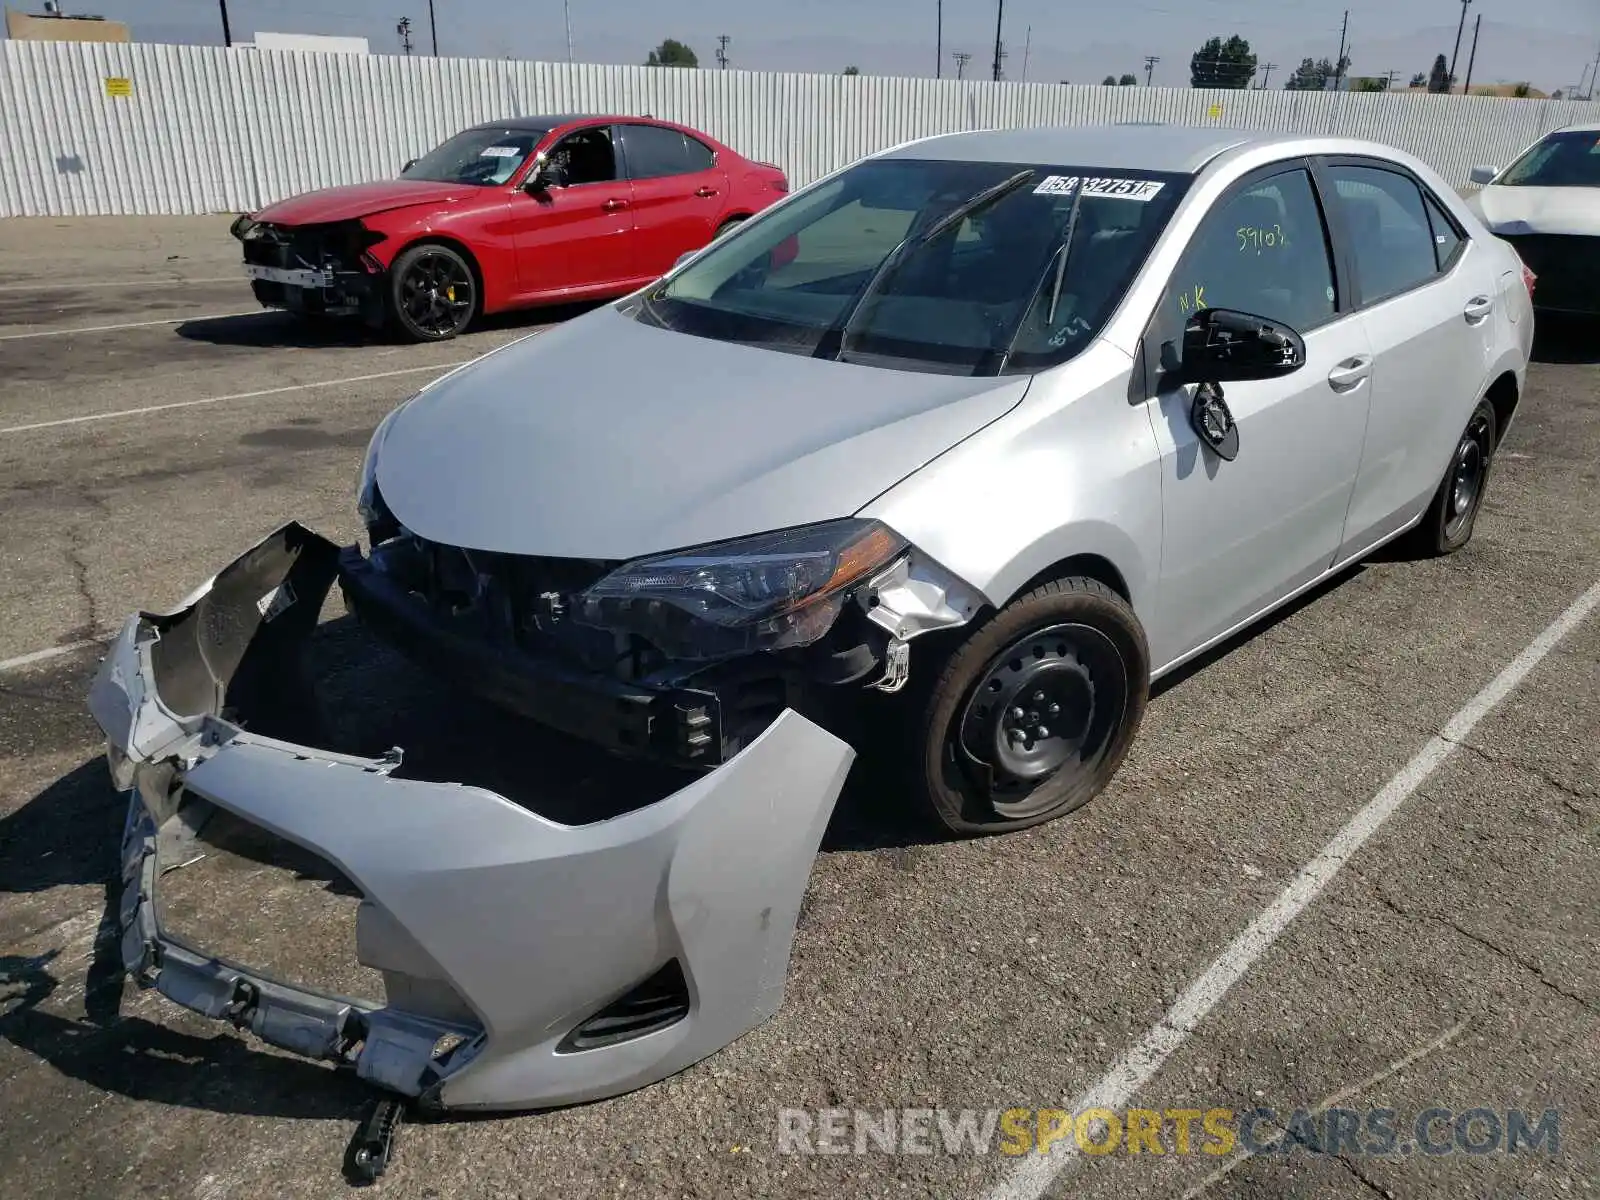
[[1143, 54, 1159, 86], [1021, 25, 1031, 82], [1257, 61, 1277, 88], [952, 49, 971, 80], [1384, 68, 1399, 90], [397, 16, 413, 55], [936, 0, 942, 78], [427, 0, 437, 54], [716, 35, 731, 69], [1462, 13, 1481, 94], [1448, 0, 1472, 93], [991, 0, 1005, 82], [218, 0, 232, 47], [1334, 9, 1349, 87]]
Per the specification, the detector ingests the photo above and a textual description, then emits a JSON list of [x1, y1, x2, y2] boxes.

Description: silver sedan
[[91, 124, 1534, 1115]]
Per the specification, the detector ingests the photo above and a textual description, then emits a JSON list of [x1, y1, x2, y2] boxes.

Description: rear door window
[[1324, 165, 1442, 303], [1421, 191, 1464, 271], [623, 125, 694, 179]]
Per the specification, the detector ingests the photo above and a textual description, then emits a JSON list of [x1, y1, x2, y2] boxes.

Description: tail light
[[770, 177, 790, 194], [1520, 262, 1537, 296]]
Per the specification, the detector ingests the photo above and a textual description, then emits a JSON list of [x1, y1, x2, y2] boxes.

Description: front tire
[[389, 243, 477, 342], [1401, 398, 1497, 557], [909, 576, 1150, 836]]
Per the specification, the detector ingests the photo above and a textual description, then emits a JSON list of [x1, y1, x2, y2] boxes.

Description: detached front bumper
[[89, 523, 854, 1111]]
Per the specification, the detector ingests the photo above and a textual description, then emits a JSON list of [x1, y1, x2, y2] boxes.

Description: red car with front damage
[[231, 114, 789, 341]]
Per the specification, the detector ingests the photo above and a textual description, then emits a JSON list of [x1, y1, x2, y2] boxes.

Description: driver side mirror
[[1171, 307, 1306, 385], [1468, 164, 1499, 187]]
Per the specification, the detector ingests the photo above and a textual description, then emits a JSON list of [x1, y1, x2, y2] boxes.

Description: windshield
[[1499, 130, 1600, 188], [401, 126, 547, 186], [634, 158, 1190, 375]]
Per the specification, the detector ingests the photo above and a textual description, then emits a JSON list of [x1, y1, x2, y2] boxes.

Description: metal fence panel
[[2, 39, 1597, 218]]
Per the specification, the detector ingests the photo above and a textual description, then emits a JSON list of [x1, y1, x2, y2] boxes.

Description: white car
[[1468, 121, 1600, 316]]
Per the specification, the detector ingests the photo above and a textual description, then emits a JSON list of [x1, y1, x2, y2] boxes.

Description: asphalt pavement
[[0, 215, 1594, 1200]]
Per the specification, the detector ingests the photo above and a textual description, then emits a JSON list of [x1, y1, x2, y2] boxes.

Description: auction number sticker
[[1033, 175, 1166, 201], [479, 145, 523, 158]]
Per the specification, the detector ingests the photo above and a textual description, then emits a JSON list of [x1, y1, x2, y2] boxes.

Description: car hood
[[1469, 185, 1600, 237], [376, 305, 1031, 560], [252, 179, 486, 225]]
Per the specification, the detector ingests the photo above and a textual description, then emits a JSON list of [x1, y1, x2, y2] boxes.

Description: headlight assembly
[[356, 403, 408, 531], [576, 519, 907, 660]]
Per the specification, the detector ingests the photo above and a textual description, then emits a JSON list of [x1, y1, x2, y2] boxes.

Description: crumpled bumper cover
[[88, 522, 855, 1112]]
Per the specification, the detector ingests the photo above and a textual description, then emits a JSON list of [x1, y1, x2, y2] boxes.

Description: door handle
[[1463, 295, 1493, 323], [695, 186, 720, 198], [602, 198, 630, 212], [1327, 355, 1372, 392]]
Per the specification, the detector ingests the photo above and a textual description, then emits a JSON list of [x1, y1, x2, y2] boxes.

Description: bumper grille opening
[[558, 960, 690, 1052], [154, 797, 386, 1007]]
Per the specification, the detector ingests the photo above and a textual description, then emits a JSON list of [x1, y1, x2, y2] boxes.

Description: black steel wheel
[[389, 243, 477, 341], [909, 576, 1150, 836], [1402, 397, 1498, 557]]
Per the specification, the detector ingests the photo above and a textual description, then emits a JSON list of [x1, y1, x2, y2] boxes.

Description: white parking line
[[0, 361, 468, 436], [984, 576, 1600, 1200], [0, 638, 103, 673], [0, 276, 237, 293], [0, 311, 262, 340]]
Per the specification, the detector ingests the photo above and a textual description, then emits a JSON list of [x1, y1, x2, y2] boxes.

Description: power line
[[952, 49, 971, 80], [1144, 54, 1160, 86], [936, 0, 942, 79], [396, 15, 412, 55], [1256, 61, 1277, 88], [1021, 25, 1032, 82], [715, 34, 730, 69]]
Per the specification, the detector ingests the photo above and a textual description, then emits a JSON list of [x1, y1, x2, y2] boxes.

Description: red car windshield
[[401, 127, 547, 187]]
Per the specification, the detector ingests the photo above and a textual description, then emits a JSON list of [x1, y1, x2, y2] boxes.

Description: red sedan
[[231, 114, 789, 340]]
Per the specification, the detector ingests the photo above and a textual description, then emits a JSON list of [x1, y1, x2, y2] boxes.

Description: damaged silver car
[[91, 125, 1530, 1119]]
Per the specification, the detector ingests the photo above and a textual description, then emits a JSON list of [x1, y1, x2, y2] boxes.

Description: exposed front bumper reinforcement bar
[[89, 522, 855, 1112]]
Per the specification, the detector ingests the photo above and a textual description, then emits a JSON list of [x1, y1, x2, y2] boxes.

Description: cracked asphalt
[[0, 216, 1595, 1200]]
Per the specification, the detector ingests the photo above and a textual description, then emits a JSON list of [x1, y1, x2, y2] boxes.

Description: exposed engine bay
[[232, 216, 387, 324]]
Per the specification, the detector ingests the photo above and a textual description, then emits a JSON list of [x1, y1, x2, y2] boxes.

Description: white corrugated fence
[[3, 39, 1598, 218]]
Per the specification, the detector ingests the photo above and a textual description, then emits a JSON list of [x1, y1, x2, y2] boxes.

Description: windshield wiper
[[988, 179, 1088, 376], [813, 168, 1036, 360]]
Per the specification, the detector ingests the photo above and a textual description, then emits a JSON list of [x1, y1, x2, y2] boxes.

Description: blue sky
[[68, 0, 1600, 92]]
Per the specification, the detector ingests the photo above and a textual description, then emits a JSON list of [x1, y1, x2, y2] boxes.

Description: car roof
[[1553, 120, 1600, 134], [467, 114, 668, 132], [883, 123, 1301, 175]]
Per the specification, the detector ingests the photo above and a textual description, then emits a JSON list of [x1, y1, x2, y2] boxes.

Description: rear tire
[[714, 215, 747, 238], [388, 243, 477, 342], [1400, 398, 1497, 557], [905, 576, 1150, 837]]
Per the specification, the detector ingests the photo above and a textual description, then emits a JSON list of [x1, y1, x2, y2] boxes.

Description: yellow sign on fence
[[104, 77, 132, 98], [1206, 103, 1223, 119]]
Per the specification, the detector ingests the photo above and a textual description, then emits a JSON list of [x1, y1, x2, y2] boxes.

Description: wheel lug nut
[[1048, 703, 1060, 716], [1037, 725, 1049, 738], [1033, 690, 1046, 703], [1010, 707, 1025, 721]]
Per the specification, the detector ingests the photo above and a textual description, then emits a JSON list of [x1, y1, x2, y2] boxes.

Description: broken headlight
[[356, 402, 410, 533], [575, 519, 906, 660]]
